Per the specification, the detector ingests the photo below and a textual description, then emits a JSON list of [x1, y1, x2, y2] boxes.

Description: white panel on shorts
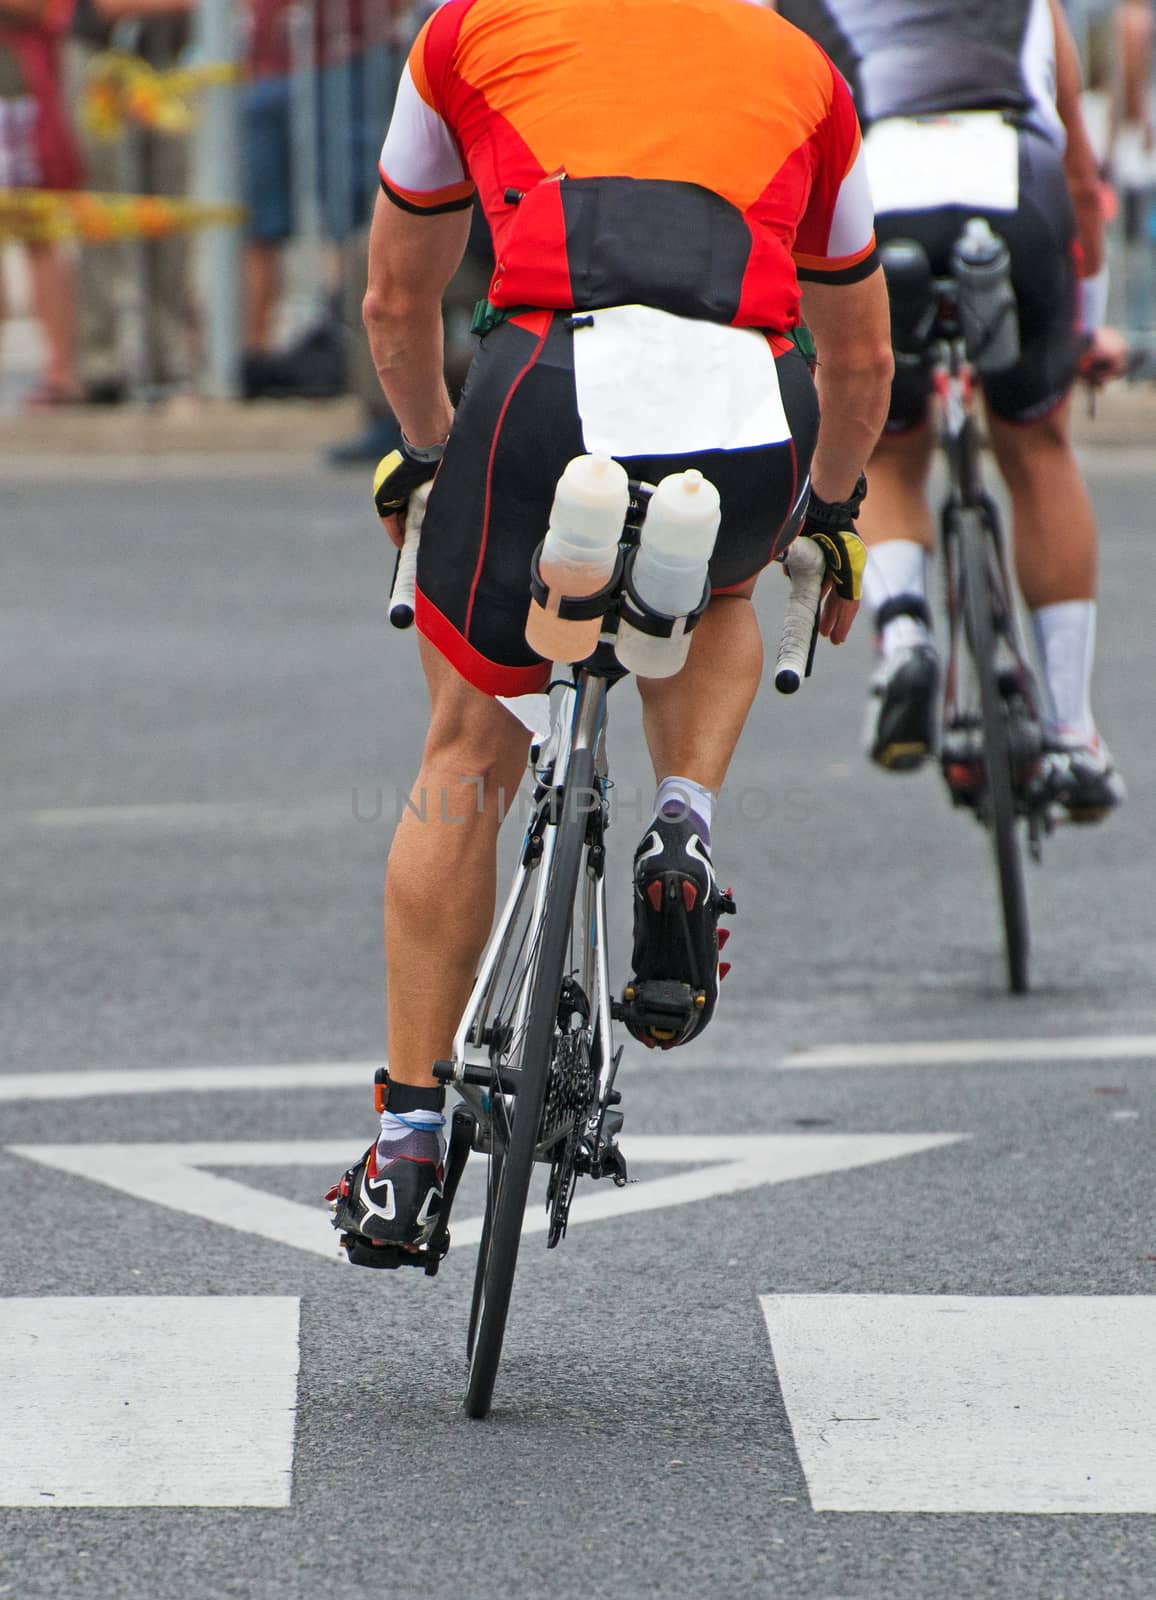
[[379, 63, 468, 199], [572, 305, 790, 458], [865, 112, 1020, 215]]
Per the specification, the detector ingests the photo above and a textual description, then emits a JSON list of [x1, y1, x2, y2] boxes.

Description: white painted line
[[15, 797, 345, 832], [2, 1035, 1152, 1102], [0, 1297, 299, 1508], [7, 1134, 964, 1262], [760, 1294, 1156, 1514], [783, 1035, 1156, 1070], [0, 1062, 378, 1103]]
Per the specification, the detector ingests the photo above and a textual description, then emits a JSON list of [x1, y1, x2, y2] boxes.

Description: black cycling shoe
[[866, 642, 940, 771], [621, 813, 735, 1050], [328, 1125, 445, 1263], [1043, 734, 1125, 823]]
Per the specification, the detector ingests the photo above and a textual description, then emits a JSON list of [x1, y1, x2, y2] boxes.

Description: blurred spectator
[[68, 0, 196, 403], [0, 0, 82, 405], [242, 0, 379, 397], [1112, 0, 1154, 189]]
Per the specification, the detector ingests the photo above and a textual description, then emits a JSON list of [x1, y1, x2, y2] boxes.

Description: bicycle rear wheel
[[464, 744, 596, 1419], [957, 508, 1030, 993]]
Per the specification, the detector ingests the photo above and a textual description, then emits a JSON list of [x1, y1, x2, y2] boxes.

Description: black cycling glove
[[799, 473, 869, 602], [372, 438, 445, 521]]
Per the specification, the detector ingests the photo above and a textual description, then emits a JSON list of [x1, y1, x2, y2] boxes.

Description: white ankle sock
[[862, 540, 931, 654], [1030, 600, 1096, 742], [654, 775, 714, 841], [378, 1108, 446, 1159]]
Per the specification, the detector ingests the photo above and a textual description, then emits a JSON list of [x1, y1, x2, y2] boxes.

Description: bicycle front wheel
[[958, 509, 1030, 994], [464, 743, 596, 1419]]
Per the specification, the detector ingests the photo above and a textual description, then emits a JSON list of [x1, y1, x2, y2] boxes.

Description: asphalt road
[[1, 450, 1154, 1599]]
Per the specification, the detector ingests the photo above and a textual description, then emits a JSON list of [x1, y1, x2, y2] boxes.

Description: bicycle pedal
[[615, 977, 701, 1048], [339, 1232, 449, 1274]]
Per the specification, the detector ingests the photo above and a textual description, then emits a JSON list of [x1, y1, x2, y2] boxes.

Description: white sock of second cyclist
[[863, 537, 1101, 746], [862, 539, 931, 653], [653, 775, 714, 846]]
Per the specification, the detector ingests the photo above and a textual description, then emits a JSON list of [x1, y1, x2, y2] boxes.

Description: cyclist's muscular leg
[[385, 637, 530, 1087], [856, 423, 936, 552], [984, 397, 1096, 607], [985, 395, 1121, 813], [637, 590, 762, 790]]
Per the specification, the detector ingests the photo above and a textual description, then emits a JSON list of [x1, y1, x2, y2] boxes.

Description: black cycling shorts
[[877, 126, 1079, 430], [416, 309, 819, 696]]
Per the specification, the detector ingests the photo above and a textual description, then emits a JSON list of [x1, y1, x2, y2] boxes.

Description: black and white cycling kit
[[779, 0, 1080, 426]]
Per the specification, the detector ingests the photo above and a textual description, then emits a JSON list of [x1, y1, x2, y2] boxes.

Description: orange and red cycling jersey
[[377, 0, 878, 333]]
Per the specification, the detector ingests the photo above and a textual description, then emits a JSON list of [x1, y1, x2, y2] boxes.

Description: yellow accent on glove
[[373, 449, 406, 515], [803, 527, 868, 603]]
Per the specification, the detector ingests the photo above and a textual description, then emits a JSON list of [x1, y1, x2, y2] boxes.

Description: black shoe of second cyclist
[[328, 1125, 444, 1257], [866, 642, 940, 771], [622, 813, 735, 1050]]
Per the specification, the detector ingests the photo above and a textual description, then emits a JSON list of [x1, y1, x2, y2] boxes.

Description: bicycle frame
[[931, 310, 1049, 848], [442, 669, 620, 1164]]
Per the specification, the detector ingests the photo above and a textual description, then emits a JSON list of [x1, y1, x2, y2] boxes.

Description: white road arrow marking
[[761, 1294, 1156, 1514], [7, 1134, 963, 1262]]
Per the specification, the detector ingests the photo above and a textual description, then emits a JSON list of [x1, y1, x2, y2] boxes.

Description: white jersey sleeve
[[378, 60, 475, 213]]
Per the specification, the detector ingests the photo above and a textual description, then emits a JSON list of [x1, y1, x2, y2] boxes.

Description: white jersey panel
[[378, 63, 467, 198], [1020, 0, 1065, 153]]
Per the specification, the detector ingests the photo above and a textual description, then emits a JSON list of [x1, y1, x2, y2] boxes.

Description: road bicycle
[[366, 481, 826, 1418], [879, 233, 1053, 995]]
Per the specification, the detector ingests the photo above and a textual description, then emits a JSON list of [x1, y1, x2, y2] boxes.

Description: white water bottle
[[613, 469, 720, 679], [524, 451, 629, 663]]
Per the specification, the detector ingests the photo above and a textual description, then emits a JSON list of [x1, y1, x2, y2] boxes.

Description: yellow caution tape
[[0, 189, 244, 244], [83, 51, 243, 140]]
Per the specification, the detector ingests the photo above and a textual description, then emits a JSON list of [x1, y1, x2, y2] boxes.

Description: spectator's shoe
[[83, 377, 128, 406], [327, 1128, 445, 1261], [621, 814, 735, 1050], [326, 414, 404, 467], [866, 642, 940, 771], [1044, 733, 1125, 823], [241, 350, 298, 401]]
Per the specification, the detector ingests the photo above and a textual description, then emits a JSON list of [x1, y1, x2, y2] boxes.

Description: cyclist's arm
[[365, 13, 477, 451], [799, 269, 894, 503], [1051, 0, 1105, 278], [363, 191, 471, 453]]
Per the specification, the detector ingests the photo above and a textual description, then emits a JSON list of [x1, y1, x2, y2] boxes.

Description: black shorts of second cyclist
[[415, 309, 819, 697], [877, 126, 1079, 430]]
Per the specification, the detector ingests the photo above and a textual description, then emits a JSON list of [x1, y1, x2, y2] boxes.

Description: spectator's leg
[[145, 128, 196, 391], [242, 76, 292, 387], [26, 241, 80, 400], [245, 242, 281, 354], [65, 39, 129, 402]]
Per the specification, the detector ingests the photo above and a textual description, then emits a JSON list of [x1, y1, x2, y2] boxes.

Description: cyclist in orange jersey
[[330, 0, 894, 1257]]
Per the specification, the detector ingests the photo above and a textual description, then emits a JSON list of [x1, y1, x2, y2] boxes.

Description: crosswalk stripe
[[761, 1294, 1156, 1514], [0, 1297, 299, 1508]]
